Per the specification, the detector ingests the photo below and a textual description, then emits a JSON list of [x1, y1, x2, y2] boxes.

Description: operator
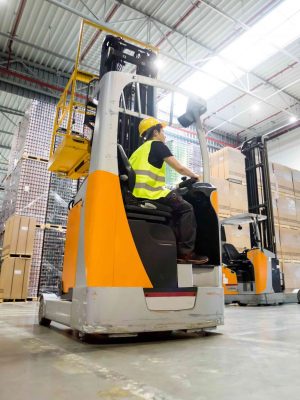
[[129, 117, 208, 265]]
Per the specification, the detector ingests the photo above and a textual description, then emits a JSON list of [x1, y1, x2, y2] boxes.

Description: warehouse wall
[[268, 129, 300, 170]]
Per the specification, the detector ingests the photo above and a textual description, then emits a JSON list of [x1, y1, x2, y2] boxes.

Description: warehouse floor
[[0, 302, 300, 400]]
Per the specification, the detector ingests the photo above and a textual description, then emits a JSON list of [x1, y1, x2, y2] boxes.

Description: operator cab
[[221, 213, 268, 291]]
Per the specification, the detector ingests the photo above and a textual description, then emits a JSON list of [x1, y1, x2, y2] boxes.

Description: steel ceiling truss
[[0, 0, 298, 139], [45, 0, 300, 138], [0, 52, 70, 101]]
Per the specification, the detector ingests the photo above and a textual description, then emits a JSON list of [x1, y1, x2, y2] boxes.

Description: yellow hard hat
[[138, 117, 167, 137]]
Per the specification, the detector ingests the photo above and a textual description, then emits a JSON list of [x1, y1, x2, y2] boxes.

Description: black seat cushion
[[222, 243, 252, 267], [125, 204, 171, 218], [223, 243, 241, 261]]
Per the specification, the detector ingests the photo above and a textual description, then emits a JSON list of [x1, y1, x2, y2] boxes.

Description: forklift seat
[[222, 243, 252, 267], [117, 144, 172, 221]]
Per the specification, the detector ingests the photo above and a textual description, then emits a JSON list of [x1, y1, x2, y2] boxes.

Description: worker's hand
[[192, 174, 200, 181]]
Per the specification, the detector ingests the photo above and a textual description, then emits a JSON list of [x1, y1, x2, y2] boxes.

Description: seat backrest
[[117, 144, 136, 191], [223, 243, 242, 262]]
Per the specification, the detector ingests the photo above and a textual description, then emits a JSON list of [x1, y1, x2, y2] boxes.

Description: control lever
[[176, 177, 197, 195], [178, 177, 197, 189]]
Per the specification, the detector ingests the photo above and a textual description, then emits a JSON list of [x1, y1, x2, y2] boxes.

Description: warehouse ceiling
[[0, 0, 300, 173]]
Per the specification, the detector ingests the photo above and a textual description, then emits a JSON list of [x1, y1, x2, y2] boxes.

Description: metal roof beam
[[47, 0, 298, 121], [0, 111, 18, 127], [114, 0, 300, 104], [0, 144, 11, 150], [0, 130, 14, 136], [6, 0, 28, 56], [0, 106, 24, 117], [0, 51, 70, 78], [200, 0, 300, 66], [0, 32, 74, 64]]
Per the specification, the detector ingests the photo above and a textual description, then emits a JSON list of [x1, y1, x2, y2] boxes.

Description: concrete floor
[[1, 303, 300, 400]]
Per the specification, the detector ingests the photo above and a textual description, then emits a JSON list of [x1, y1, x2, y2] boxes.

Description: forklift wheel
[[297, 290, 300, 304], [39, 317, 51, 327]]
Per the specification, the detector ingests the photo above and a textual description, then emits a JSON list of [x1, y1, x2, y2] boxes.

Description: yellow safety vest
[[129, 140, 171, 200]]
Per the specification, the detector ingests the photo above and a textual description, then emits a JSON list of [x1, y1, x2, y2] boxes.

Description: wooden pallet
[[2, 297, 38, 303], [36, 223, 66, 232], [7, 254, 32, 259]]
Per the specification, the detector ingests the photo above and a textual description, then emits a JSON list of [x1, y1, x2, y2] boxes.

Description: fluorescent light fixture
[[289, 116, 297, 123], [159, 0, 300, 115], [155, 58, 165, 70]]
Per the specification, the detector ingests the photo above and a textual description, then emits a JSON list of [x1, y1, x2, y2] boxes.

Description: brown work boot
[[177, 252, 209, 265]]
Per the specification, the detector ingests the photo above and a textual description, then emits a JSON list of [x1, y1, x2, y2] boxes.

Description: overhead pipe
[[261, 119, 300, 143], [7, 0, 28, 67]]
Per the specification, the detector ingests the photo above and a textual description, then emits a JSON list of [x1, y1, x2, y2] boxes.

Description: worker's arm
[[164, 156, 199, 179]]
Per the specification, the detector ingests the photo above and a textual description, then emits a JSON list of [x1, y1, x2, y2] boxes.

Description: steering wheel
[[178, 176, 198, 189]]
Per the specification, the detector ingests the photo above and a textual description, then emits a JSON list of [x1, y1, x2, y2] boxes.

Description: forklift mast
[[100, 35, 158, 156], [241, 137, 276, 254]]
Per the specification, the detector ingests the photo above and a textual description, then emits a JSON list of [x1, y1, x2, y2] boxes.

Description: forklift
[[38, 26, 224, 337], [222, 137, 284, 305]]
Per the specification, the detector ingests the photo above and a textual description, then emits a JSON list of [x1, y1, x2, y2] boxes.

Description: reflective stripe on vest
[[129, 140, 170, 200]]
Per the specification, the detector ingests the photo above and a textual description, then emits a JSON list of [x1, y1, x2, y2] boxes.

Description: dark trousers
[[157, 190, 197, 256]]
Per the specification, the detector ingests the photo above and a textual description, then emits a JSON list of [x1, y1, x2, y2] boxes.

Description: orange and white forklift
[[38, 20, 224, 337], [222, 137, 284, 305]]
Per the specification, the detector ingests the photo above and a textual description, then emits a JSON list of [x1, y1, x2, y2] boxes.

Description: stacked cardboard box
[[2, 215, 36, 256], [209, 147, 249, 251], [210, 147, 300, 289], [1, 100, 78, 297], [0, 215, 36, 300], [271, 163, 300, 289], [210, 147, 246, 184]]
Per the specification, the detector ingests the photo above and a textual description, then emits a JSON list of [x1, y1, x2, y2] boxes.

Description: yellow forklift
[[38, 20, 224, 337], [222, 137, 284, 305]]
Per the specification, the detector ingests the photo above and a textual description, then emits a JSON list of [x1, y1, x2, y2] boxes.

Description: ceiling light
[[154, 59, 165, 70], [159, 0, 300, 117], [289, 116, 297, 123], [252, 104, 260, 111]]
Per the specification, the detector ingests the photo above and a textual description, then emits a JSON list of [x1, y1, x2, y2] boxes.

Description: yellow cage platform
[[48, 134, 91, 179]]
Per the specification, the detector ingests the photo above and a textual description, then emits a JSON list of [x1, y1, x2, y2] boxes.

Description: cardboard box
[[279, 227, 300, 260], [281, 262, 300, 290], [2, 215, 36, 256], [292, 169, 300, 198], [276, 195, 298, 227], [209, 151, 220, 179], [210, 177, 231, 214], [229, 182, 248, 214], [0, 257, 31, 299], [219, 147, 246, 184], [272, 163, 294, 195], [210, 147, 246, 184]]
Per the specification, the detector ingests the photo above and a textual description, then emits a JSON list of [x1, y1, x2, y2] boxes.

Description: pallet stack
[[0, 215, 36, 300], [1, 100, 78, 297], [209, 147, 250, 251], [209, 147, 300, 291], [270, 163, 300, 290]]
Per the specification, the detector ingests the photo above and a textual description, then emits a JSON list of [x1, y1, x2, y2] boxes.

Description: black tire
[[38, 296, 51, 327], [39, 317, 51, 327], [297, 290, 300, 304]]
